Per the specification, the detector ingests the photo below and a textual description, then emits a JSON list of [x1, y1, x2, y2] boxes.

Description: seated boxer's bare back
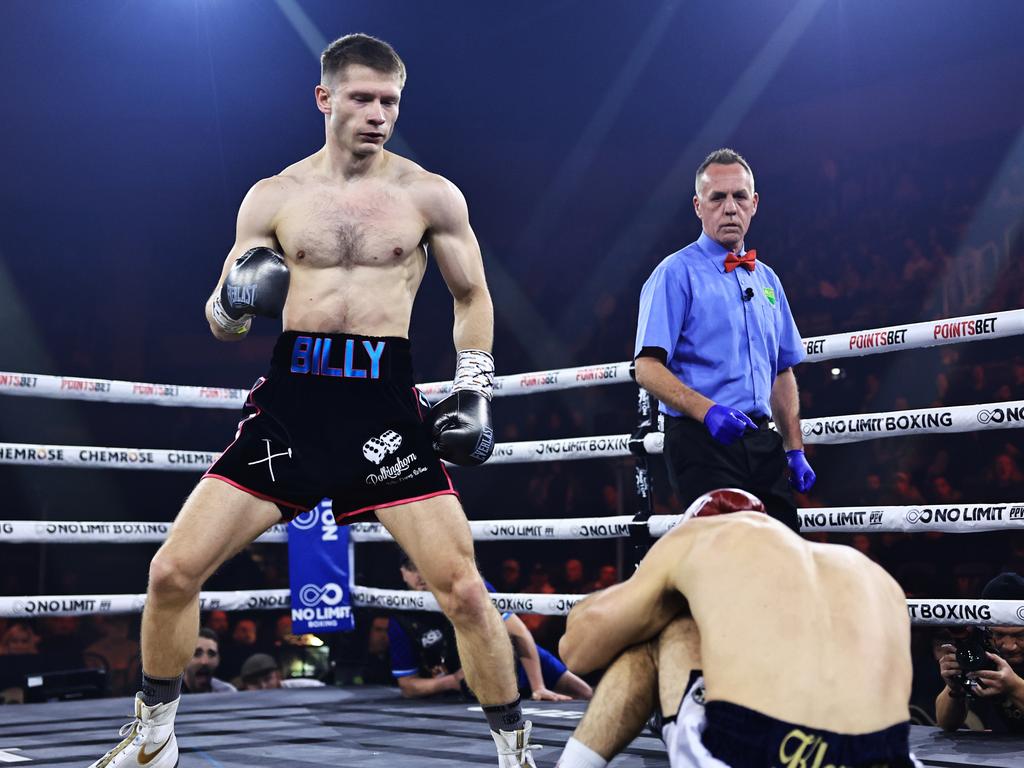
[[221, 148, 458, 337], [671, 512, 911, 733]]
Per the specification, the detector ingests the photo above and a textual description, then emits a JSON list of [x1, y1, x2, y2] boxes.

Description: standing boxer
[[90, 33, 535, 768]]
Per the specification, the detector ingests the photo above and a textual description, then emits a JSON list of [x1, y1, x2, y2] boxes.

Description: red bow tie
[[724, 249, 757, 273]]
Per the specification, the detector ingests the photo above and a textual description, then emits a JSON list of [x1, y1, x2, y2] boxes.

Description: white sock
[[556, 737, 608, 768]]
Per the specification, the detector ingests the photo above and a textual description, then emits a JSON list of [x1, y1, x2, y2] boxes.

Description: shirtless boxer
[[90, 34, 536, 768], [556, 489, 920, 768]]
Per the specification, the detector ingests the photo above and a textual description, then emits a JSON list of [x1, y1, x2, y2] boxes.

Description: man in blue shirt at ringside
[[634, 148, 815, 531]]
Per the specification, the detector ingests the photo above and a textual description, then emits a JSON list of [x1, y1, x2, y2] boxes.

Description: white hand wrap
[[211, 296, 252, 335], [453, 349, 495, 401]]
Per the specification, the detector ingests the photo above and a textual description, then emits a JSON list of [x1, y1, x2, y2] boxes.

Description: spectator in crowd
[[84, 616, 141, 697], [935, 572, 1024, 732], [890, 471, 927, 506], [521, 563, 558, 645], [274, 615, 297, 647], [220, 617, 262, 680], [359, 615, 394, 686], [931, 476, 963, 504], [496, 558, 523, 593], [952, 563, 991, 600], [238, 653, 325, 690], [591, 565, 619, 592], [390, 553, 591, 701], [204, 610, 230, 641], [183, 628, 236, 694], [0, 621, 39, 656], [561, 559, 588, 594], [990, 453, 1024, 492]]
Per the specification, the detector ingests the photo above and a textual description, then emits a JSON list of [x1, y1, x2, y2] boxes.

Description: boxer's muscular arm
[[770, 368, 803, 451], [423, 176, 493, 353], [205, 178, 284, 342], [559, 527, 690, 674], [634, 355, 714, 421], [397, 672, 463, 698], [505, 613, 549, 696]]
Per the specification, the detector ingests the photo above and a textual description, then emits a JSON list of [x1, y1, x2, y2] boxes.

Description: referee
[[633, 148, 814, 531]]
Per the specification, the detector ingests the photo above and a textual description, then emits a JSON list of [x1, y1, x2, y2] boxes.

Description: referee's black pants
[[662, 415, 800, 532]]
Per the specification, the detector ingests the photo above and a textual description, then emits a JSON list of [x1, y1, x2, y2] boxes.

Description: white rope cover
[[1, 309, 1019, 408], [0, 373, 247, 408], [799, 400, 1024, 445], [3, 588, 1018, 626], [417, 361, 632, 400], [0, 521, 291, 544], [0, 435, 655, 471], [2, 502, 1022, 544], [2, 396, 1020, 472], [0, 590, 291, 618], [796, 503, 1024, 533], [801, 309, 1024, 362]]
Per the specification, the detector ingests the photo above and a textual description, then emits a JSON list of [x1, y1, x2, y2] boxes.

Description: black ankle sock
[[140, 672, 183, 707], [483, 696, 524, 733]]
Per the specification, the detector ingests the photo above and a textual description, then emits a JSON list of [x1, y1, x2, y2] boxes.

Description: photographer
[[936, 572, 1024, 732]]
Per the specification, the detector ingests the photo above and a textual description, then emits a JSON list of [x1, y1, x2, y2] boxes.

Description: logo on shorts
[[248, 439, 292, 482], [362, 430, 403, 465]]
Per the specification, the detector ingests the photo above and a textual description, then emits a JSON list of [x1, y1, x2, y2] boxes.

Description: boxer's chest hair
[[285, 185, 424, 269]]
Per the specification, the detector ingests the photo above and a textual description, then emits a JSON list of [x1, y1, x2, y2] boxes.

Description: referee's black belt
[[669, 413, 770, 428]]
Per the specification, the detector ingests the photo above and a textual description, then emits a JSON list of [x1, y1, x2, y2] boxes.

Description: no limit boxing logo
[[905, 505, 1006, 525], [976, 405, 1024, 425], [299, 582, 345, 608]]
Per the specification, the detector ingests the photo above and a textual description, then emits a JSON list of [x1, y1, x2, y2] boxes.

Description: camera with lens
[[955, 627, 996, 695]]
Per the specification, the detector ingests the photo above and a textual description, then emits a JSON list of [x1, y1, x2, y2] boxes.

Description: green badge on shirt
[[763, 286, 777, 307]]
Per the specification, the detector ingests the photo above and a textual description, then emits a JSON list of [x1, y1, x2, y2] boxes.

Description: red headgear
[[679, 488, 766, 523]]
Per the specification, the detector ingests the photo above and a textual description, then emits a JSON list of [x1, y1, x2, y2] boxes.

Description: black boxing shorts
[[666, 684, 920, 768], [204, 331, 457, 523]]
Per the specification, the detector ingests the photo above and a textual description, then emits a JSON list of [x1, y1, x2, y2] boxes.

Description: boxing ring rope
[[0, 587, 1021, 627], [3, 501, 1023, 624], [0, 308, 1020, 408], [0, 398, 1022, 472], [2, 307, 1023, 630], [3, 502, 1022, 546]]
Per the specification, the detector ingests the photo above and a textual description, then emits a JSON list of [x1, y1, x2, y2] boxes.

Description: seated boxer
[[555, 489, 921, 768]]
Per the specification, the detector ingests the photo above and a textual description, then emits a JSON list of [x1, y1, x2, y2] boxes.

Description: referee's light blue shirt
[[634, 232, 805, 418]]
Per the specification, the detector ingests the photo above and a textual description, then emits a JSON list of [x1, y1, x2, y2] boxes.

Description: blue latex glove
[[786, 449, 816, 493], [703, 404, 758, 445]]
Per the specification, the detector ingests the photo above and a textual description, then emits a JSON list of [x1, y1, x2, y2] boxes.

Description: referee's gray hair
[[695, 148, 755, 197]]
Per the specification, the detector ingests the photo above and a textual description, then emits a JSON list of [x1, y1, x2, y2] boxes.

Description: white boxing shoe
[[88, 694, 179, 768], [491, 720, 540, 768]]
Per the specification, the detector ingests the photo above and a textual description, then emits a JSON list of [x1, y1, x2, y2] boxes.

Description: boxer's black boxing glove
[[430, 350, 495, 466], [431, 390, 494, 466], [220, 247, 290, 319]]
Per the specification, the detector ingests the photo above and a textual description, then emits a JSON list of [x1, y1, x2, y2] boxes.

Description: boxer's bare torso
[[562, 512, 912, 734], [676, 513, 911, 732], [214, 149, 466, 338]]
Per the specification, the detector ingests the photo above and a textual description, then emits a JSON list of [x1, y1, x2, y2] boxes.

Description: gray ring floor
[[0, 686, 1021, 766]]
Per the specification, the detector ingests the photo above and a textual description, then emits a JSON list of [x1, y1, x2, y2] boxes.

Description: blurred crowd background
[[1, 0, 1023, 729]]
